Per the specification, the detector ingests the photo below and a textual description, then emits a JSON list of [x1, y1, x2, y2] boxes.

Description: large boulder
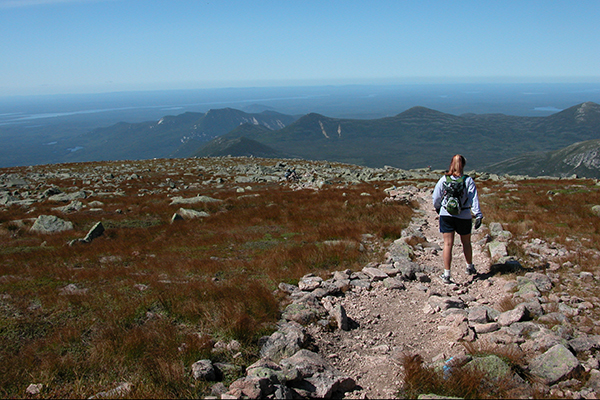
[[529, 344, 583, 385], [259, 321, 308, 362], [279, 350, 356, 398], [30, 215, 73, 233]]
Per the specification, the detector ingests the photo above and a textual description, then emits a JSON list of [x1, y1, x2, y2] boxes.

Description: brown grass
[[481, 177, 600, 334], [399, 353, 493, 399], [0, 158, 413, 398], [401, 346, 537, 399]]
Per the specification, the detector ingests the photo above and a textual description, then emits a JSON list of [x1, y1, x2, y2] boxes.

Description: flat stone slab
[[362, 267, 388, 281], [30, 215, 73, 233]]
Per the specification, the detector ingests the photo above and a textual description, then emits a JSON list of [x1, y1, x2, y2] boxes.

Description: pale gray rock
[[52, 200, 83, 213], [349, 279, 371, 290], [210, 382, 228, 397], [468, 307, 490, 324], [488, 241, 508, 259], [415, 272, 431, 282], [279, 350, 356, 398], [395, 260, 422, 280], [259, 321, 307, 362], [170, 195, 222, 205], [278, 282, 299, 294], [521, 331, 568, 354], [465, 355, 511, 381], [192, 359, 217, 381], [488, 222, 504, 234], [428, 295, 465, 312], [387, 239, 414, 261], [585, 369, 600, 393], [497, 304, 530, 326], [282, 302, 318, 326], [505, 321, 540, 337], [382, 277, 406, 290], [515, 276, 541, 297], [59, 283, 88, 295], [332, 270, 351, 281], [378, 264, 400, 277], [569, 335, 600, 354], [362, 267, 388, 281], [472, 322, 500, 334], [521, 298, 544, 317], [298, 275, 323, 291], [170, 213, 184, 223], [83, 222, 104, 243], [42, 187, 62, 197], [529, 344, 583, 385], [329, 304, 349, 331], [178, 208, 210, 219], [88, 382, 132, 399], [48, 191, 87, 202], [26, 384, 43, 395], [30, 215, 73, 233], [525, 272, 553, 292]]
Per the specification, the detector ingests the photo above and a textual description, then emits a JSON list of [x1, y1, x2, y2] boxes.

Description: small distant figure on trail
[[285, 168, 299, 182], [432, 154, 483, 284]]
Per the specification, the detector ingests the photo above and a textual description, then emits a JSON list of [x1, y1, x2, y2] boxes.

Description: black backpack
[[442, 175, 468, 215]]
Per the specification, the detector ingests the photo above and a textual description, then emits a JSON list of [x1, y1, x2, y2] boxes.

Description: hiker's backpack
[[442, 175, 468, 215]]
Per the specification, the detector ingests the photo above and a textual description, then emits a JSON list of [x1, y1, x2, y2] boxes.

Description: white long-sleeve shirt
[[432, 175, 482, 219]]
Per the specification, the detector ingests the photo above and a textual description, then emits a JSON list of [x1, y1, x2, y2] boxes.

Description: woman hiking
[[432, 154, 483, 284]]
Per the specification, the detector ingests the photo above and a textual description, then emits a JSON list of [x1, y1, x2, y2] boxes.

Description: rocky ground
[[3, 158, 600, 398], [223, 184, 600, 399]]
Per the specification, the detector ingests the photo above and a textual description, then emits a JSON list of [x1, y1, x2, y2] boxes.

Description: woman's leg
[[443, 232, 455, 273], [459, 233, 472, 265]]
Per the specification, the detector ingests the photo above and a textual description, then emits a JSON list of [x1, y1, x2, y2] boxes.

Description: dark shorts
[[439, 216, 472, 235]]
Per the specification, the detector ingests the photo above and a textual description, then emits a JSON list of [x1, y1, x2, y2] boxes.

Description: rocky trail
[[221, 184, 600, 399], [309, 189, 508, 399]]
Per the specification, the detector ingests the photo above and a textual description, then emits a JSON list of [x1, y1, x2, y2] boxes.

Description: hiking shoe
[[440, 274, 452, 284], [466, 264, 477, 275]]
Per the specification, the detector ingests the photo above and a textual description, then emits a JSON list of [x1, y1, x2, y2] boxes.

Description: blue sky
[[1, 0, 599, 96]]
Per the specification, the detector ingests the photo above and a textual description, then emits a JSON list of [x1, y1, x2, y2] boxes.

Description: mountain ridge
[[196, 102, 600, 173]]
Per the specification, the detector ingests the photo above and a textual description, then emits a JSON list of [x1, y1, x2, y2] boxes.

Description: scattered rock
[[88, 382, 132, 399], [30, 215, 73, 233], [192, 359, 217, 381], [25, 384, 43, 395]]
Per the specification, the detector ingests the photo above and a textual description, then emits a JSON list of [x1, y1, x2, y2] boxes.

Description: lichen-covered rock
[[488, 241, 508, 259], [191, 359, 217, 381], [259, 321, 307, 362], [529, 344, 583, 385], [465, 355, 512, 381], [279, 350, 356, 398]]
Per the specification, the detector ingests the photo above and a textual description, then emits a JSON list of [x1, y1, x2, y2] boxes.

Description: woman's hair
[[446, 154, 466, 177]]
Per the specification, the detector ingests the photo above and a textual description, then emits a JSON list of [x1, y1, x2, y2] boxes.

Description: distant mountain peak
[[575, 102, 600, 123], [396, 106, 450, 118]]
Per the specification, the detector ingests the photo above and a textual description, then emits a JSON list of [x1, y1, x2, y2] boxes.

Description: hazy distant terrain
[[1, 83, 600, 168]]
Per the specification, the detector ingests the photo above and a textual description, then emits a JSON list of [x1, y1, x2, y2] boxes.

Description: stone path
[[310, 189, 510, 399]]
